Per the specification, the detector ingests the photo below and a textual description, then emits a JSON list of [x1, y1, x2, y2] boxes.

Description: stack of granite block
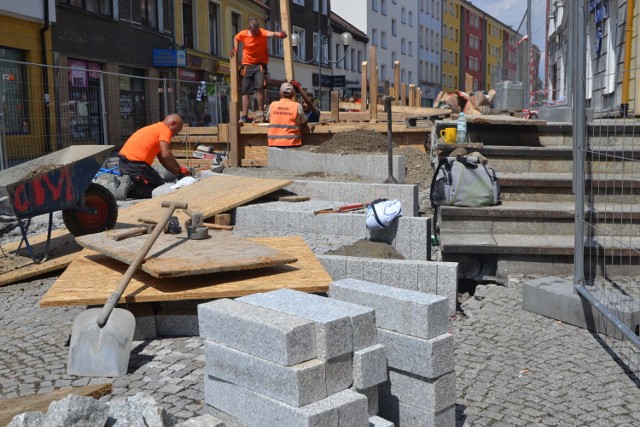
[[198, 290, 390, 427], [329, 279, 456, 427]]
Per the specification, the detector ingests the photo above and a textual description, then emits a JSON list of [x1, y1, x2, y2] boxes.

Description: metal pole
[[0, 78, 6, 170], [318, 11, 322, 110], [163, 78, 169, 117], [99, 71, 109, 145], [384, 96, 397, 184], [573, 0, 586, 286], [526, 0, 532, 107]]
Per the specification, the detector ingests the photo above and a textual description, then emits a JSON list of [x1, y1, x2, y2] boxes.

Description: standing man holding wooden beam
[[230, 18, 287, 124]]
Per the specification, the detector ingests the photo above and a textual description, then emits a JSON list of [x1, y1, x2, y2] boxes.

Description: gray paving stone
[[239, 289, 354, 359], [197, 298, 316, 366], [204, 376, 368, 427], [203, 340, 326, 407], [353, 344, 388, 390], [377, 329, 454, 378], [379, 369, 456, 413], [329, 279, 449, 339]]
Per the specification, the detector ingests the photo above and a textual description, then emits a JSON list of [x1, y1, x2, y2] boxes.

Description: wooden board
[[39, 236, 331, 307], [0, 384, 112, 426], [116, 174, 292, 226], [75, 230, 297, 278], [0, 230, 81, 287]]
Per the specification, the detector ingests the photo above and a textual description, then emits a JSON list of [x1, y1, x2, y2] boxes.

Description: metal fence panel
[[0, 59, 229, 170]]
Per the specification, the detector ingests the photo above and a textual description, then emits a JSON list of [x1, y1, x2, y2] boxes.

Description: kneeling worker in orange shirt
[[118, 114, 191, 199], [265, 82, 308, 147]]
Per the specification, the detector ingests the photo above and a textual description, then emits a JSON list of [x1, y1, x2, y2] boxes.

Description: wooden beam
[[369, 45, 378, 123], [331, 90, 340, 122], [229, 52, 242, 167], [0, 384, 112, 426], [409, 83, 416, 107], [361, 61, 368, 113], [393, 61, 400, 105], [280, 0, 295, 81], [400, 82, 407, 106]]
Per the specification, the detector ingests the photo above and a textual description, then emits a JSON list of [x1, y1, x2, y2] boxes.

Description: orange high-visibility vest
[[267, 98, 302, 147]]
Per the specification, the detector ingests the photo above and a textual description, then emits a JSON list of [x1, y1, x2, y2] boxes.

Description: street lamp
[[290, 31, 353, 109]]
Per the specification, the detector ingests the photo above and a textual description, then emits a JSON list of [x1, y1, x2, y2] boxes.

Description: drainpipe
[[40, 0, 52, 153], [621, 0, 634, 116]]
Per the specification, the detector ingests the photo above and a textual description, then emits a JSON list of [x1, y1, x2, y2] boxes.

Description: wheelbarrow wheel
[[62, 183, 118, 236]]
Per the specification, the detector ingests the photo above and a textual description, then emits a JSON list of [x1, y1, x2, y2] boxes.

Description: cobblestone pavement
[[2, 275, 640, 425]]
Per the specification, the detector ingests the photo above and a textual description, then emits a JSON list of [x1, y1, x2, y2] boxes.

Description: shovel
[[383, 95, 398, 184], [67, 200, 188, 377]]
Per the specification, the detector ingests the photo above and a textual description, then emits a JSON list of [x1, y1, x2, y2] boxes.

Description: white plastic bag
[[365, 199, 403, 230]]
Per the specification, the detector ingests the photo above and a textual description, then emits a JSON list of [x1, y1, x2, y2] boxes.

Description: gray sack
[[430, 155, 500, 207]]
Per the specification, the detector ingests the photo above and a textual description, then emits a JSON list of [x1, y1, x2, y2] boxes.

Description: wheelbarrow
[[0, 145, 118, 263]]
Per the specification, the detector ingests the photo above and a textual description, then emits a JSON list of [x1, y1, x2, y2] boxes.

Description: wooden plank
[[361, 61, 368, 112], [280, 0, 295, 81], [369, 45, 378, 123], [241, 158, 268, 167], [331, 90, 339, 122], [0, 230, 82, 287], [115, 174, 292, 226], [39, 236, 332, 307], [229, 51, 242, 167], [75, 230, 297, 278], [0, 384, 112, 426]]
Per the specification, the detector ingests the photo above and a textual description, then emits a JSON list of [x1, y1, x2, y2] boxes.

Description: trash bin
[[495, 81, 524, 110]]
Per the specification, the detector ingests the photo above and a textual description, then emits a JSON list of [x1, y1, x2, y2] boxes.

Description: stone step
[[439, 201, 640, 237], [497, 172, 640, 203], [481, 146, 640, 174]]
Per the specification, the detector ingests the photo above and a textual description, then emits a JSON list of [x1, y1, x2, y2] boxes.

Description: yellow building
[[485, 17, 503, 91], [441, 0, 461, 92], [0, 5, 56, 161]]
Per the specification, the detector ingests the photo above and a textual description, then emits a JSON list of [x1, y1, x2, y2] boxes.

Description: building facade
[[418, 0, 442, 106]]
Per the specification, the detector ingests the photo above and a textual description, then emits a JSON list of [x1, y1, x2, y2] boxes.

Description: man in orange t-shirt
[[230, 18, 287, 123], [118, 114, 190, 199]]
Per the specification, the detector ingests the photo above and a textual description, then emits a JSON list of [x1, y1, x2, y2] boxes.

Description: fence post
[[163, 78, 169, 118], [99, 70, 109, 145]]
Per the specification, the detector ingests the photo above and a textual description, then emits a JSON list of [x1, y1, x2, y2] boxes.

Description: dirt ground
[[303, 130, 433, 259], [302, 129, 434, 191]]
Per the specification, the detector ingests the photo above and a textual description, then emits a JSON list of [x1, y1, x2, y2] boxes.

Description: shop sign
[[178, 68, 202, 82], [312, 73, 345, 87], [153, 49, 187, 67]]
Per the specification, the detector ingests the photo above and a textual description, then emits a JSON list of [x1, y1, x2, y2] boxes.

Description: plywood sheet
[[0, 384, 112, 426], [116, 174, 293, 226], [0, 230, 81, 286], [39, 236, 331, 307], [75, 230, 297, 278]]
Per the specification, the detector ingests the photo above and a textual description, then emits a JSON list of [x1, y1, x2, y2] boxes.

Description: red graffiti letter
[[12, 184, 29, 214]]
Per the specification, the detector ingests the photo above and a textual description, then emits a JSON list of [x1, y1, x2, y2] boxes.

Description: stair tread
[[440, 233, 640, 255], [440, 201, 640, 218]]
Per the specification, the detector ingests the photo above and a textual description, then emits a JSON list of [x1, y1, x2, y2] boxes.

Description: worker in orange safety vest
[[265, 82, 308, 147]]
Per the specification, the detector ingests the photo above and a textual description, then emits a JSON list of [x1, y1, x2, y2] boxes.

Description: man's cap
[[280, 82, 294, 95]]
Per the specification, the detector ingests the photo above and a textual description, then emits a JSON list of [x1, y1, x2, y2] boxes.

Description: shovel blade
[[67, 308, 136, 377]]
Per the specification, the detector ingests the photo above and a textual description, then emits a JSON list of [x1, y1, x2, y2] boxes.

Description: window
[[372, 0, 378, 12], [381, 0, 387, 15], [292, 26, 305, 61], [381, 31, 387, 48], [0, 47, 29, 134], [372, 29, 378, 46], [313, 0, 326, 13], [231, 12, 240, 43], [351, 49, 356, 71], [401, 38, 406, 54], [408, 11, 413, 26], [401, 8, 406, 24], [209, 2, 219, 56], [313, 33, 328, 65], [357, 50, 362, 72], [293, 0, 304, 5], [381, 64, 387, 80], [270, 22, 283, 57], [61, 0, 112, 17], [335, 43, 342, 69], [182, 1, 193, 49], [408, 41, 413, 56], [140, 0, 157, 28], [392, 19, 397, 36], [408, 71, 412, 82]]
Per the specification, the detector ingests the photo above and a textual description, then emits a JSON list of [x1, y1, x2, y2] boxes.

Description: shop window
[[0, 47, 28, 134], [118, 67, 146, 139], [61, 0, 112, 18], [68, 58, 102, 141]]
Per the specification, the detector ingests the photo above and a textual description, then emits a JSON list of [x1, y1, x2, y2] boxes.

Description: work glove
[[290, 79, 302, 93], [229, 48, 237, 58], [279, 31, 288, 39], [177, 167, 191, 179]]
